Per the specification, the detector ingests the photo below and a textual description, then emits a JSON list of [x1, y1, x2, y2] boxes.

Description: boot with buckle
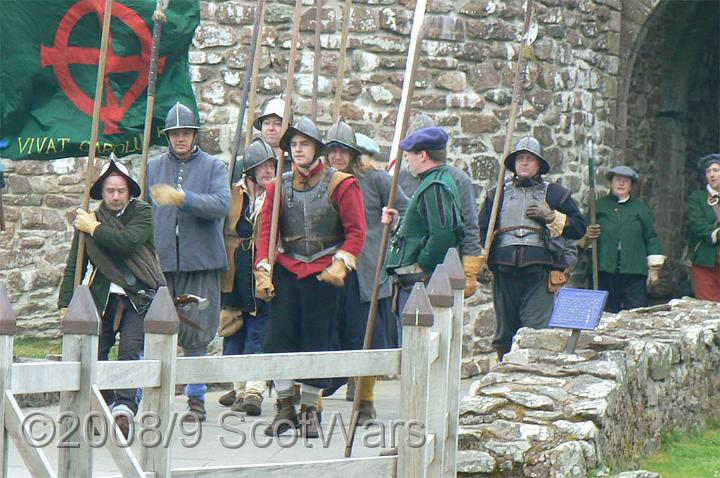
[[264, 397, 298, 436], [298, 405, 320, 438]]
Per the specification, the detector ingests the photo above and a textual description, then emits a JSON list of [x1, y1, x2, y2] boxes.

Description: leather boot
[[218, 389, 237, 407], [357, 400, 377, 426], [264, 397, 298, 436], [240, 393, 262, 416], [298, 405, 320, 438]]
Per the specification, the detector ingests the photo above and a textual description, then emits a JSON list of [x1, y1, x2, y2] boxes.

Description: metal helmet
[[605, 165, 639, 183], [242, 138, 277, 177], [407, 113, 436, 135], [279, 116, 325, 159], [504, 135, 550, 175], [325, 118, 360, 157], [253, 98, 292, 131], [162, 102, 199, 133]]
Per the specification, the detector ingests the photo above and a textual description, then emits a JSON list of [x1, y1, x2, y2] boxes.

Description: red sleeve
[[331, 177, 366, 258], [255, 179, 277, 267]]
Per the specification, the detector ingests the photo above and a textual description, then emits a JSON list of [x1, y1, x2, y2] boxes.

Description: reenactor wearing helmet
[[323, 118, 409, 424], [59, 157, 166, 438], [382, 125, 465, 320], [244, 97, 292, 181], [399, 114, 485, 298], [217, 138, 277, 416], [255, 116, 366, 438], [146, 102, 230, 421], [478, 136, 585, 362]]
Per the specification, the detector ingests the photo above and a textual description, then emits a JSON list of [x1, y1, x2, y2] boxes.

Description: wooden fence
[[0, 249, 465, 478]]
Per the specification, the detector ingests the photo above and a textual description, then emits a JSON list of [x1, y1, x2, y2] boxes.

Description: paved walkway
[[8, 378, 474, 476]]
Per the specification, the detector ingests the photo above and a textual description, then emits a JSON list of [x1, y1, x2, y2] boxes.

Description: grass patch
[[13, 337, 62, 359], [640, 421, 720, 478]]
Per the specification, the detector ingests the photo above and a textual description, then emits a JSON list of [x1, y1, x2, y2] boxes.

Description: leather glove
[[150, 184, 185, 207], [525, 203, 556, 224], [74, 209, 101, 236], [254, 269, 275, 301], [318, 260, 349, 288], [647, 267, 660, 287], [462, 255, 486, 298], [218, 307, 244, 337], [586, 224, 601, 240], [478, 263, 493, 284]]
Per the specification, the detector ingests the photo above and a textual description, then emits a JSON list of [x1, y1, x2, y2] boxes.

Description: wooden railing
[[0, 249, 465, 478]]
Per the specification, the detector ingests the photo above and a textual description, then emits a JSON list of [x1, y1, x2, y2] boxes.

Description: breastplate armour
[[279, 168, 343, 262], [495, 181, 548, 249]]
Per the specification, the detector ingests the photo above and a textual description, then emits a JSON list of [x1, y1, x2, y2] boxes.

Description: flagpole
[[74, 0, 114, 289], [139, 0, 169, 199]]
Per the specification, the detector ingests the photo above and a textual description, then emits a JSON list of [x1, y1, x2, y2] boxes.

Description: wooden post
[[397, 283, 434, 478], [311, 0, 323, 121], [58, 286, 100, 478], [425, 265, 455, 476], [140, 287, 179, 477], [441, 248, 465, 477], [0, 283, 16, 477]]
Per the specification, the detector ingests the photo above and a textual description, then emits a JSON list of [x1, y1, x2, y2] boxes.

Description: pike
[[332, 0, 352, 121], [344, 0, 428, 458], [139, 0, 170, 200], [244, 1, 266, 148], [228, 0, 266, 185], [74, 0, 114, 288], [588, 140, 599, 290], [0, 163, 5, 232], [481, 0, 536, 258], [311, 0, 323, 121], [267, 0, 303, 267]]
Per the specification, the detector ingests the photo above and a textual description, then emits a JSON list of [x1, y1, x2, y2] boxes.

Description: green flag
[[0, 0, 200, 160]]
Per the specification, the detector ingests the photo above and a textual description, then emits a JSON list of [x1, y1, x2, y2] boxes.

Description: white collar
[[707, 184, 720, 196]]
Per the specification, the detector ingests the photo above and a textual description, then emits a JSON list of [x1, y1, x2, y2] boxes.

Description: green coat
[[590, 194, 663, 275], [58, 199, 156, 314], [385, 164, 464, 274], [687, 189, 719, 268]]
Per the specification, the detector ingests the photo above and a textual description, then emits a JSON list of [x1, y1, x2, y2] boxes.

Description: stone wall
[[1, 0, 621, 335], [457, 298, 720, 476]]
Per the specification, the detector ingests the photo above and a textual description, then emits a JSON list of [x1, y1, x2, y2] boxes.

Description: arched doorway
[[616, 0, 719, 297]]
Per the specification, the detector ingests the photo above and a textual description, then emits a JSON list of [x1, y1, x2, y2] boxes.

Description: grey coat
[[147, 148, 231, 272], [358, 168, 409, 302], [399, 164, 482, 256]]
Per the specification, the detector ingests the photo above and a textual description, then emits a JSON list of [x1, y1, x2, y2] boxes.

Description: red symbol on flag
[[41, 0, 167, 135]]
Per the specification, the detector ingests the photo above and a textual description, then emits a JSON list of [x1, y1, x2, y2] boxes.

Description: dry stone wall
[[1, 0, 621, 334], [458, 298, 720, 477]]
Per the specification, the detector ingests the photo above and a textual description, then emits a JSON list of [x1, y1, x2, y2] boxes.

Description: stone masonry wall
[[1, 0, 621, 335], [457, 298, 720, 477]]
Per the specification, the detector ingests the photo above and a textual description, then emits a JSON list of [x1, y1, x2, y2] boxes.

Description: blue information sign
[[549, 288, 608, 330]]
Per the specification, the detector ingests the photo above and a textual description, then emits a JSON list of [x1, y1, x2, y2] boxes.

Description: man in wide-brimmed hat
[[58, 157, 165, 439]]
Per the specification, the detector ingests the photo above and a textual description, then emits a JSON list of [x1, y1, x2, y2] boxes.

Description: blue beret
[[399, 126, 448, 152]]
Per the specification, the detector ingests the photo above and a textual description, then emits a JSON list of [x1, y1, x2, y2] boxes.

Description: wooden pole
[[481, 0, 535, 255], [332, 0, 352, 121], [268, 0, 303, 267], [311, 0, 323, 121], [73, 0, 114, 289], [228, 0, 266, 186], [244, 2, 266, 148], [588, 140, 599, 290], [139, 0, 169, 199], [345, 0, 428, 458]]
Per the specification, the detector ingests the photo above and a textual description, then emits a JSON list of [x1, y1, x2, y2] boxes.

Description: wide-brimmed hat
[[90, 159, 141, 200], [605, 165, 639, 183]]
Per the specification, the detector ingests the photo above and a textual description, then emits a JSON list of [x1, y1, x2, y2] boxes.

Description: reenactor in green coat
[[584, 165, 665, 312], [382, 126, 464, 318], [687, 154, 720, 301]]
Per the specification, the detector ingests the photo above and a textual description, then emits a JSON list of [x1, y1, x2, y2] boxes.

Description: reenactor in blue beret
[[478, 136, 586, 362], [399, 114, 485, 298], [382, 125, 465, 319]]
